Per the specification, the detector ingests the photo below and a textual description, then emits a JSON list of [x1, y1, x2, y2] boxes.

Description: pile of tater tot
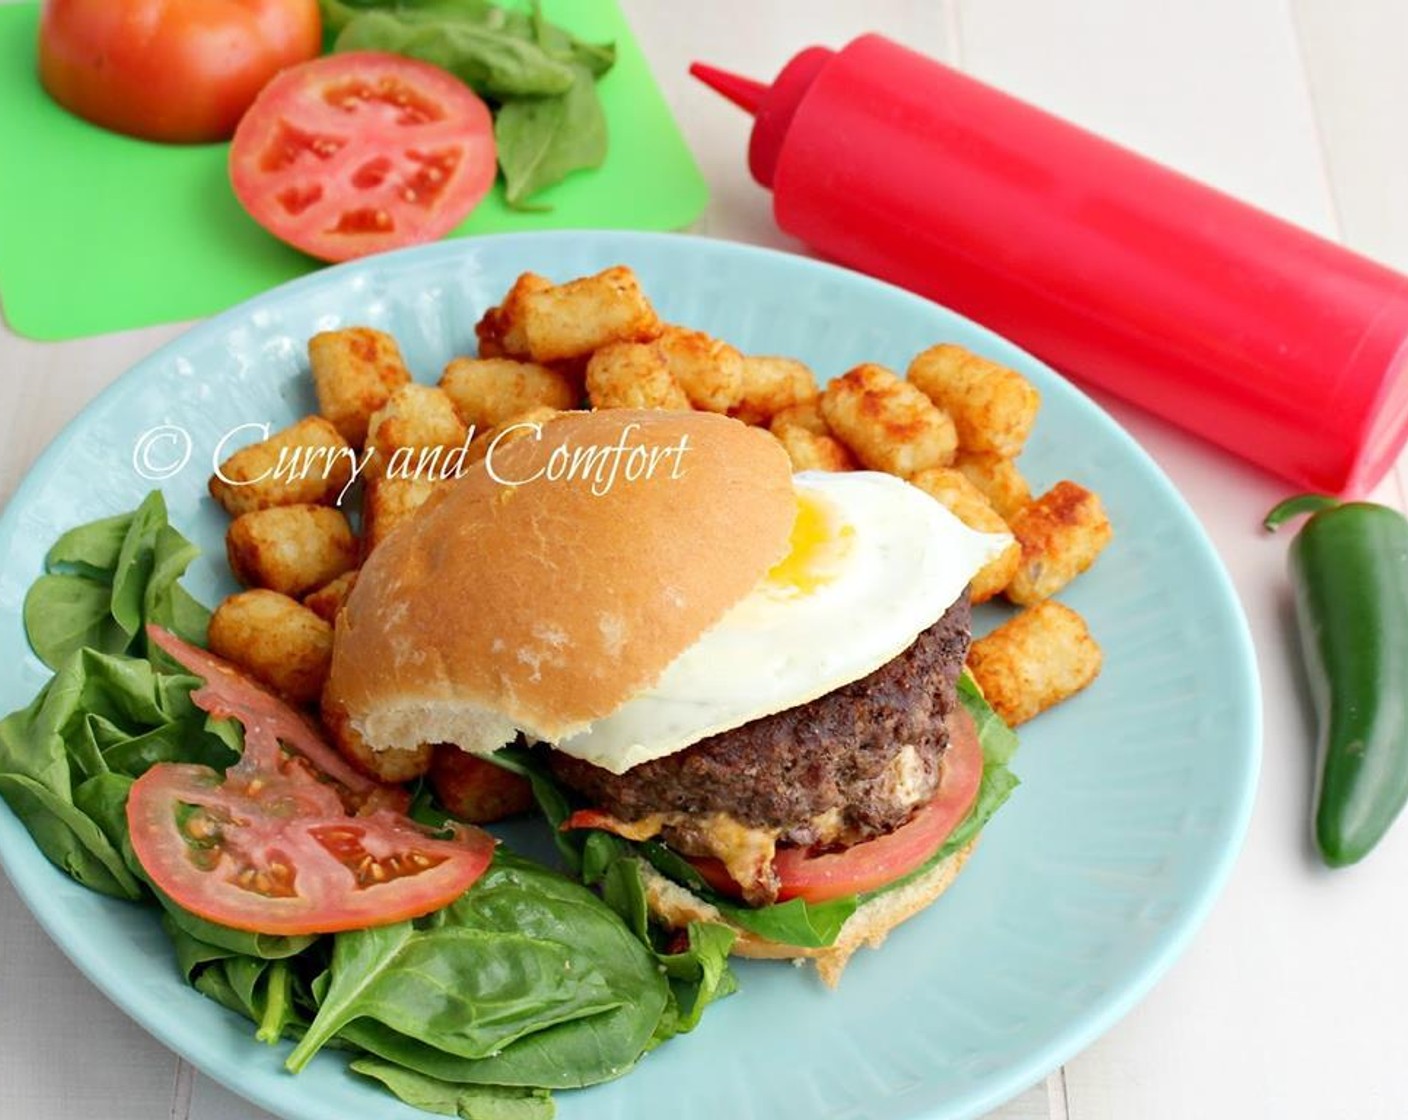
[[203, 265, 1111, 819]]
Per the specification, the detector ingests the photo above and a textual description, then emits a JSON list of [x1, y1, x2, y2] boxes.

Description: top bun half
[[324, 409, 796, 754]]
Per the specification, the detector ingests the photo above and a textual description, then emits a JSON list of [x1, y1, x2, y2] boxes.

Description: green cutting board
[[0, 1, 708, 341]]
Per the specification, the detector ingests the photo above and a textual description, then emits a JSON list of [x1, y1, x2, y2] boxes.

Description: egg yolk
[[763, 493, 855, 597]]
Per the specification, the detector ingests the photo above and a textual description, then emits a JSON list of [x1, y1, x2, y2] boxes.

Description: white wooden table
[[4, 2, 1408, 1118]]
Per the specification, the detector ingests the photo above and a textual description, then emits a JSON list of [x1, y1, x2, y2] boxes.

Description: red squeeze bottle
[[691, 37, 1408, 496]]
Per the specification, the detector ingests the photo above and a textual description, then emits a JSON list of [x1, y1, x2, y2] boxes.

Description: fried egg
[[553, 470, 1013, 774]]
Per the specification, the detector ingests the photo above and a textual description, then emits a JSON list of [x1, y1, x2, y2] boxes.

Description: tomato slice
[[690, 710, 985, 905], [131, 626, 495, 935], [228, 52, 496, 263]]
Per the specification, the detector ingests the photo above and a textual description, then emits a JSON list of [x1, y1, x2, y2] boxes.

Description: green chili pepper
[[1265, 493, 1408, 866]]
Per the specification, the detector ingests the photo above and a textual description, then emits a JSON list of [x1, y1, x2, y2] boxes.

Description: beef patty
[[548, 592, 972, 853]]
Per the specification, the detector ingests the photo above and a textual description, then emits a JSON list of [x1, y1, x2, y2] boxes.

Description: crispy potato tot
[[308, 327, 413, 448], [439, 356, 578, 430], [209, 416, 354, 516], [732, 356, 819, 426], [207, 590, 332, 705], [465, 405, 563, 465], [303, 569, 359, 625], [362, 475, 446, 555], [967, 601, 1102, 726], [489, 266, 663, 363], [366, 384, 470, 482], [585, 341, 691, 411], [226, 504, 357, 598], [772, 423, 857, 472], [954, 450, 1032, 520], [909, 468, 1020, 602], [770, 399, 832, 437], [820, 363, 958, 477], [1006, 481, 1113, 604], [475, 272, 551, 358], [430, 746, 534, 823], [321, 696, 433, 783], [907, 343, 1040, 458], [655, 326, 745, 413]]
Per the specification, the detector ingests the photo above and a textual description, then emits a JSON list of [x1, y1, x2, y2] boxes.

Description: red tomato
[[38, 0, 322, 144], [228, 52, 497, 263], [690, 710, 986, 905], [132, 626, 495, 935]]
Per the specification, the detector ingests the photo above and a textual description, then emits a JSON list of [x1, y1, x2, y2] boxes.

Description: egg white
[[552, 470, 1013, 774]]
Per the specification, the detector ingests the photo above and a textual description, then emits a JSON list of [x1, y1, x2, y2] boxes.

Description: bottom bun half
[[638, 839, 977, 988]]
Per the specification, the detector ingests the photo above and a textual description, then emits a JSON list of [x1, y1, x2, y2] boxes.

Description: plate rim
[[0, 229, 1263, 1120]]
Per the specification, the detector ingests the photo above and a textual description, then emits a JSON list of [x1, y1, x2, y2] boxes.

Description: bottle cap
[[690, 49, 833, 188]]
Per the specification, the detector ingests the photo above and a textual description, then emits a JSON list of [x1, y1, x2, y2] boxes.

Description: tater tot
[[439, 356, 578, 431], [465, 405, 563, 466], [513, 266, 663, 363], [365, 384, 470, 482], [954, 450, 1032, 520], [430, 746, 534, 824], [1006, 481, 1113, 605], [909, 468, 1020, 602], [908, 344, 1040, 458], [967, 601, 1103, 726], [820, 363, 958, 477], [770, 399, 832, 437], [732, 356, 819, 426], [209, 416, 354, 516], [303, 569, 359, 625], [475, 272, 551, 358], [226, 505, 357, 598], [362, 475, 445, 555], [308, 327, 413, 448], [321, 696, 433, 783], [772, 422, 857, 473], [655, 326, 745, 413], [207, 590, 332, 705], [585, 341, 691, 411]]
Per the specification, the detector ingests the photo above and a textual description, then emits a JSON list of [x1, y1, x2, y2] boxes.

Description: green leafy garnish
[[321, 0, 615, 207]]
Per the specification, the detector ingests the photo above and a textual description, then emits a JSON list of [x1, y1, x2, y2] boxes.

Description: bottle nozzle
[[689, 62, 768, 115]]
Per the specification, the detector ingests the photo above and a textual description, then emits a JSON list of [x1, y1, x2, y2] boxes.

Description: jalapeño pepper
[[1265, 494, 1408, 866]]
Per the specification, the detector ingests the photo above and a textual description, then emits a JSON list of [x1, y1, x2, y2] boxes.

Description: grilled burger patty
[[548, 592, 972, 856]]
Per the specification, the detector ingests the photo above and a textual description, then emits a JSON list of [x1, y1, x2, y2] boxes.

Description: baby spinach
[[350, 1058, 553, 1120], [495, 64, 606, 208], [321, 0, 616, 206]]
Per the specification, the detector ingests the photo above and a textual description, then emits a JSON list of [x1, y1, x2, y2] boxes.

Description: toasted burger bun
[[325, 409, 794, 755], [638, 839, 976, 987]]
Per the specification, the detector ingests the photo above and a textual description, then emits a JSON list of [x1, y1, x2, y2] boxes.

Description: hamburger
[[324, 409, 1018, 984]]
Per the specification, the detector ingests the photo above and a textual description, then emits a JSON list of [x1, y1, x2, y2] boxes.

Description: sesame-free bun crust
[[638, 839, 976, 987], [325, 409, 795, 754]]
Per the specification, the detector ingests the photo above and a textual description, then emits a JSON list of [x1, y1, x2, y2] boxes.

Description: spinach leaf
[[22, 574, 127, 670], [653, 921, 737, 1040], [110, 491, 168, 639], [336, 12, 577, 99], [45, 510, 135, 574], [309, 855, 668, 1089], [0, 772, 142, 899], [351, 1057, 554, 1120], [495, 63, 606, 208]]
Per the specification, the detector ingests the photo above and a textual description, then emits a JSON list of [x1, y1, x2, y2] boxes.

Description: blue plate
[[0, 232, 1260, 1120]]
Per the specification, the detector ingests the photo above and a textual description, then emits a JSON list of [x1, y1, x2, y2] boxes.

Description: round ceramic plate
[[0, 232, 1260, 1120]]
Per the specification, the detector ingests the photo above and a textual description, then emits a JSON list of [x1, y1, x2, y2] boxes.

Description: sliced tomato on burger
[[130, 626, 495, 935], [689, 710, 986, 905], [228, 52, 497, 262]]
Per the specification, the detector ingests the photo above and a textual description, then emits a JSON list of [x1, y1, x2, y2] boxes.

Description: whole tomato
[[38, 0, 322, 144]]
